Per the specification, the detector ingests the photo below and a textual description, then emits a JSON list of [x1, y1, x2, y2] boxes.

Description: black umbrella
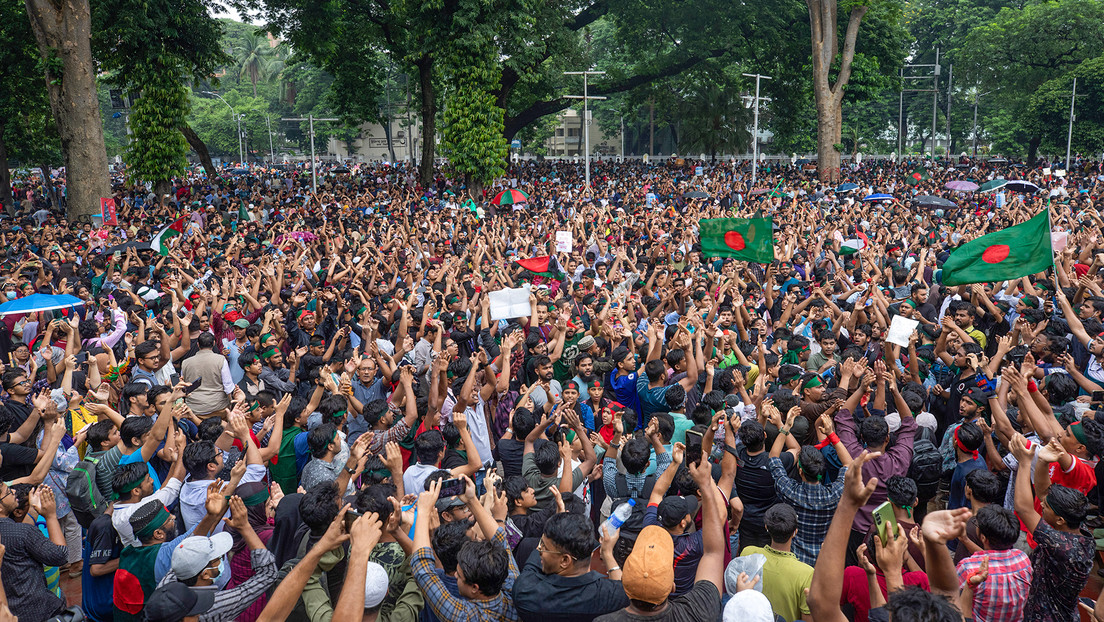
[[1004, 180, 1040, 193], [231, 168, 249, 175], [102, 241, 151, 254], [331, 167, 350, 174], [912, 195, 956, 208], [683, 191, 709, 199]]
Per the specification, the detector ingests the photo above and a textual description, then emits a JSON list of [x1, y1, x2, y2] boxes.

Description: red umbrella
[[492, 189, 529, 205]]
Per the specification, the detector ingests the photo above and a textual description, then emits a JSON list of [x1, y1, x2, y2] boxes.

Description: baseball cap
[[171, 533, 233, 580], [363, 561, 390, 609], [657, 496, 694, 529], [622, 525, 675, 605], [435, 496, 465, 513], [232, 318, 250, 329], [143, 582, 215, 622]]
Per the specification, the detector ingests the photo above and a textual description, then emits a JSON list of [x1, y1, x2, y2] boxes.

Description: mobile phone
[[873, 501, 899, 546], [183, 377, 202, 394], [438, 478, 466, 498], [685, 429, 704, 446], [344, 507, 363, 531], [1092, 390, 1104, 404]]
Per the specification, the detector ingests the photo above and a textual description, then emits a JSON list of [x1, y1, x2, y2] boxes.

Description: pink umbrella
[[944, 181, 979, 192]]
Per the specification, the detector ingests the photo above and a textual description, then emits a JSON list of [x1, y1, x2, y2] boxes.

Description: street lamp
[[202, 91, 244, 165], [564, 70, 606, 193]]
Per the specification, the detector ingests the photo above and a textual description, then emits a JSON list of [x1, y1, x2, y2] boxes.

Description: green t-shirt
[[271, 426, 304, 494]]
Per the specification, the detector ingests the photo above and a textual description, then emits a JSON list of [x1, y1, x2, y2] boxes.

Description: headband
[[1069, 421, 1088, 446], [802, 376, 823, 390], [331, 409, 347, 419], [240, 488, 271, 508], [903, 299, 917, 309], [247, 401, 260, 412], [954, 426, 979, 460], [260, 347, 278, 359], [1021, 296, 1038, 309], [115, 475, 146, 500], [134, 505, 171, 539]]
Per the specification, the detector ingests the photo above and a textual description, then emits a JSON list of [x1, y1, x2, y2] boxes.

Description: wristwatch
[[345, 465, 358, 475]]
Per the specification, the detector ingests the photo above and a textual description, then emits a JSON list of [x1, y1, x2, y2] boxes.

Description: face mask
[[210, 557, 226, 579], [5, 292, 15, 300]]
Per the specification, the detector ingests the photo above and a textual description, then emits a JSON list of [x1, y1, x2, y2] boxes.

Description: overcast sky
[[210, 1, 252, 23]]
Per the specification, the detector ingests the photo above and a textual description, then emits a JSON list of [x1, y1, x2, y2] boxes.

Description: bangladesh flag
[[840, 238, 865, 255], [699, 218, 774, 263], [152, 217, 185, 256], [906, 166, 929, 186], [941, 211, 1053, 286], [516, 255, 564, 278]]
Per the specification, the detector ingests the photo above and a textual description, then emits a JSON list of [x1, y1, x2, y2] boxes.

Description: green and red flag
[[516, 255, 564, 279], [906, 166, 929, 186], [940, 211, 1053, 286], [699, 218, 774, 263], [152, 217, 186, 256]]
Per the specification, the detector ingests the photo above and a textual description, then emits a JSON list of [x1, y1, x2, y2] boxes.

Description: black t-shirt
[[594, 581, 721, 622], [0, 441, 38, 481], [734, 448, 795, 546], [497, 438, 549, 478]]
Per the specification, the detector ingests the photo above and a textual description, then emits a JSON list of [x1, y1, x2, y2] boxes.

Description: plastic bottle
[[601, 499, 636, 537]]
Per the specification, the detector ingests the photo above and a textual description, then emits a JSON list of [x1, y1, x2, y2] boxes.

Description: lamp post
[[564, 70, 606, 193], [202, 91, 243, 165], [742, 72, 772, 186]]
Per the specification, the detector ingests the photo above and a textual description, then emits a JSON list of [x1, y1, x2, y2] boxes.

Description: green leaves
[[124, 63, 189, 185]]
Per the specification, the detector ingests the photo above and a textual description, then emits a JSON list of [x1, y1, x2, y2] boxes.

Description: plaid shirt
[[411, 527, 519, 622], [956, 548, 1032, 622], [769, 457, 846, 565]]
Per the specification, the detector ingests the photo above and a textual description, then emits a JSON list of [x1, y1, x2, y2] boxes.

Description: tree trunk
[[39, 165, 60, 209], [383, 117, 396, 163], [1026, 134, 1041, 168], [154, 179, 171, 198], [24, 0, 110, 219], [815, 101, 842, 182], [0, 130, 13, 211], [807, 0, 867, 184], [416, 58, 435, 187], [180, 123, 219, 180]]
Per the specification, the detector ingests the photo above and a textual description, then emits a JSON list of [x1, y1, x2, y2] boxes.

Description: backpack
[[909, 426, 941, 501], [609, 473, 657, 564], [66, 455, 107, 529]]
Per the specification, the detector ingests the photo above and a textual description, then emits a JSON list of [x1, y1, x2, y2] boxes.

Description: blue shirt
[[118, 451, 161, 490], [949, 456, 987, 511], [636, 375, 671, 424], [609, 369, 642, 426]]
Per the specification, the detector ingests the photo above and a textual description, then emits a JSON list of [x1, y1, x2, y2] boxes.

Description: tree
[[126, 64, 190, 196], [956, 0, 1104, 162], [673, 74, 752, 162], [235, 30, 278, 97], [439, 48, 508, 198], [24, 0, 112, 218], [1027, 56, 1104, 160]]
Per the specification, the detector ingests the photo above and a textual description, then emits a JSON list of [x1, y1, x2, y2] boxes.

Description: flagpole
[[1046, 200, 1060, 318]]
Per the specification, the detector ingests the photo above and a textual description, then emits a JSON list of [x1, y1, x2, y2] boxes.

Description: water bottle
[[601, 499, 636, 538]]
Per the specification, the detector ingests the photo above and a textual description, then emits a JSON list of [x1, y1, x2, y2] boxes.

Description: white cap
[[363, 561, 389, 609]]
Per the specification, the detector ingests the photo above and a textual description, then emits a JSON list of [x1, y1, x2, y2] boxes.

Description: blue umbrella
[[836, 182, 859, 193], [863, 193, 894, 202], [0, 294, 86, 317]]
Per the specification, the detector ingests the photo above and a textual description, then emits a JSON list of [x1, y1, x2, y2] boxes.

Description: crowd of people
[[1, 153, 1104, 622]]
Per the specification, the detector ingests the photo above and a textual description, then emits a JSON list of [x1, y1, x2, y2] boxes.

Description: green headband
[[1070, 421, 1088, 446], [240, 488, 270, 508], [116, 476, 146, 499], [903, 299, 917, 309], [260, 347, 278, 359], [134, 506, 171, 539], [331, 409, 347, 419], [803, 376, 823, 390], [1021, 297, 1038, 309], [247, 401, 260, 412]]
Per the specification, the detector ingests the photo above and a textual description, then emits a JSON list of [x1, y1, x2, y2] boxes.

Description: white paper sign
[[695, 166, 703, 176], [555, 231, 573, 253], [489, 285, 533, 320], [1043, 168, 1051, 176], [1051, 231, 1069, 251], [886, 315, 919, 348]]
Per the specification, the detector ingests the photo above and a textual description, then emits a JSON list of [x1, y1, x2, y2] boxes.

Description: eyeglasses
[[537, 538, 575, 559]]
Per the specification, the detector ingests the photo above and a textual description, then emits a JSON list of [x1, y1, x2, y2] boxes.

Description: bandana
[[134, 505, 171, 539], [802, 376, 823, 390], [902, 299, 917, 309], [297, 309, 315, 320], [1069, 421, 1088, 446], [260, 347, 278, 360], [240, 488, 271, 508], [1021, 297, 1038, 309], [331, 409, 347, 419], [954, 426, 980, 460]]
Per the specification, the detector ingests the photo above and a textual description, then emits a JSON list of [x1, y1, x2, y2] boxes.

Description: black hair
[[621, 437, 651, 475], [363, 400, 389, 427], [1046, 483, 1089, 529], [644, 359, 666, 384], [432, 519, 474, 573], [112, 461, 149, 497], [282, 396, 309, 429], [770, 388, 799, 413], [543, 512, 598, 561], [120, 383, 148, 415], [239, 352, 259, 371], [456, 540, 510, 597], [955, 421, 984, 453], [353, 483, 397, 526], [503, 475, 531, 510], [183, 440, 219, 480], [534, 440, 562, 476], [146, 385, 172, 408], [885, 586, 964, 622], [512, 408, 539, 440], [974, 505, 1019, 550], [764, 503, 798, 543], [652, 412, 675, 443], [300, 481, 340, 534], [885, 475, 918, 508], [1045, 373, 1078, 406], [197, 332, 217, 349], [664, 385, 686, 411], [665, 349, 685, 369], [414, 429, 445, 465], [797, 446, 826, 483], [86, 420, 116, 450], [130, 499, 170, 544], [197, 417, 225, 442], [135, 341, 158, 360], [859, 415, 889, 447], [964, 469, 1003, 504], [0, 408, 11, 438], [119, 415, 153, 449], [738, 420, 766, 452], [307, 423, 339, 459]]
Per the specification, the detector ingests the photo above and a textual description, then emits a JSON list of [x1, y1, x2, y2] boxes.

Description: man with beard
[[572, 351, 597, 402], [113, 482, 228, 622], [553, 314, 586, 383], [530, 356, 562, 413], [259, 345, 301, 399]]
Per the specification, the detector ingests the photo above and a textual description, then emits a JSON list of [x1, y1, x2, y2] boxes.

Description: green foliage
[[1028, 56, 1104, 156], [0, 0, 62, 168], [439, 37, 508, 186], [126, 65, 190, 185]]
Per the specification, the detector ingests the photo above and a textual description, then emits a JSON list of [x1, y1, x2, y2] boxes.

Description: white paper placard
[[555, 231, 572, 253], [489, 285, 533, 320], [886, 315, 919, 348]]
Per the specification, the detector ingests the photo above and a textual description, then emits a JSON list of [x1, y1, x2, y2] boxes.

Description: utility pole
[[564, 70, 606, 193], [945, 64, 953, 156], [742, 72, 773, 186], [202, 91, 243, 165], [931, 48, 940, 160], [1066, 77, 1086, 171], [898, 57, 939, 157], [264, 115, 275, 163], [282, 114, 339, 193]]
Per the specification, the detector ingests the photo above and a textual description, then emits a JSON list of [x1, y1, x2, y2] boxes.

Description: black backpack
[[66, 454, 107, 529], [909, 426, 941, 501]]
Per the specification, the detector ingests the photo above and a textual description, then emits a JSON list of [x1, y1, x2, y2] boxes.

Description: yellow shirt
[[740, 545, 813, 621]]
